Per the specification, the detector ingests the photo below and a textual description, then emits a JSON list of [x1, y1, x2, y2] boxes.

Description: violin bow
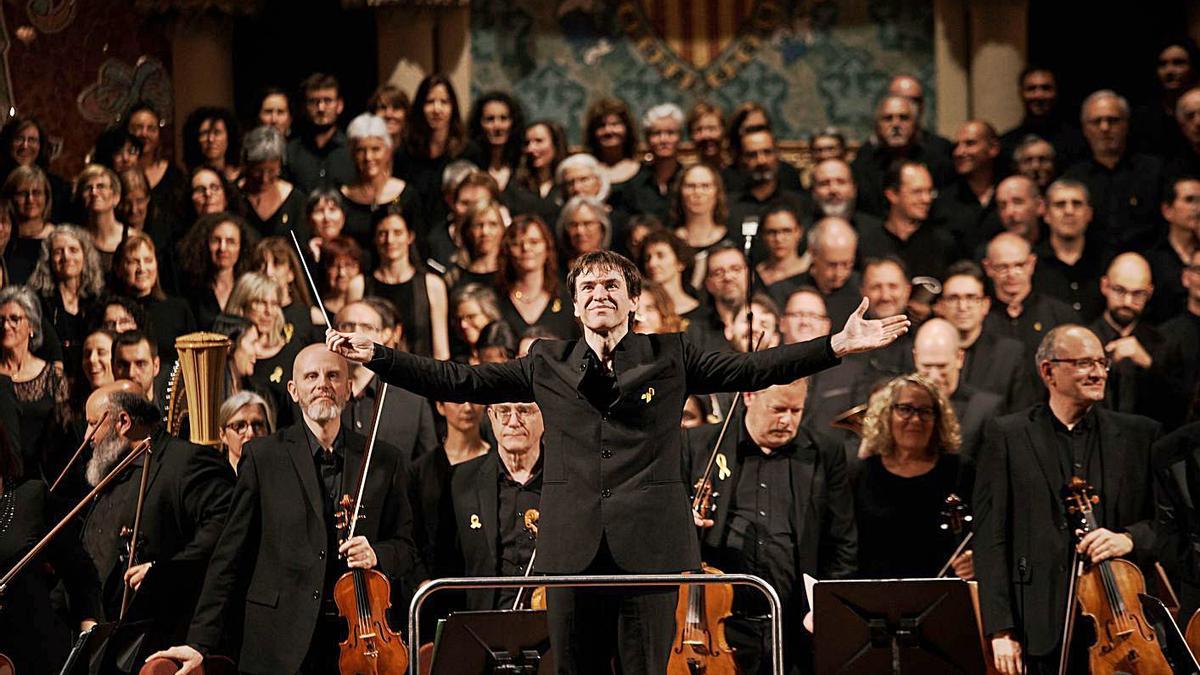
[[512, 510, 540, 610], [0, 437, 151, 597], [49, 410, 109, 493], [343, 383, 389, 545], [119, 436, 155, 620], [289, 229, 333, 328], [936, 531, 975, 578], [1057, 550, 1083, 675]]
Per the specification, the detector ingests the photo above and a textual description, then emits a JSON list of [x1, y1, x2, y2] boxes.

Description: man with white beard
[[79, 380, 234, 668], [151, 343, 419, 674]]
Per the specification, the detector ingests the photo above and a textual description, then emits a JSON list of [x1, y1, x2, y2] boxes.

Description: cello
[[1062, 476, 1172, 674], [333, 384, 409, 675]]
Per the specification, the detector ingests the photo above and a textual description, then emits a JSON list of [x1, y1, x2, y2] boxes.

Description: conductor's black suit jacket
[[367, 332, 840, 574], [973, 405, 1160, 656], [186, 424, 418, 674]]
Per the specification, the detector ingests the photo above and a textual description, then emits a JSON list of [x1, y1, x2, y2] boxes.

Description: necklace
[[512, 289, 541, 304], [0, 488, 16, 535]]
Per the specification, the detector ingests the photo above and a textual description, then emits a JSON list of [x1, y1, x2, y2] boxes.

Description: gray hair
[[27, 225, 105, 300], [218, 390, 276, 437], [450, 282, 502, 323], [242, 125, 286, 165], [555, 153, 611, 202], [441, 160, 480, 196], [0, 285, 43, 351], [1013, 133, 1055, 163], [641, 103, 685, 133], [1080, 89, 1130, 123], [1045, 178, 1091, 206], [347, 113, 392, 149], [556, 195, 612, 252], [807, 217, 858, 257]]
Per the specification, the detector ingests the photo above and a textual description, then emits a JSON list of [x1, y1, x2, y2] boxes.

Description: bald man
[[975, 325, 1160, 674], [851, 94, 954, 218], [1088, 253, 1182, 426], [152, 344, 418, 674], [912, 319, 1003, 458], [887, 74, 955, 156], [983, 232, 1076, 358], [79, 380, 234, 668]]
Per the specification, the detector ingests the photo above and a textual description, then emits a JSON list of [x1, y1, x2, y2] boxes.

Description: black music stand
[[814, 579, 986, 675], [429, 609, 553, 675]]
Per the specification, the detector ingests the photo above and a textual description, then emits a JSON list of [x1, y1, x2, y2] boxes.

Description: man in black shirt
[[992, 175, 1044, 256], [1013, 134, 1059, 191], [810, 158, 884, 232], [286, 73, 356, 193], [983, 232, 1076, 359], [850, 96, 954, 218], [613, 103, 683, 224], [940, 120, 1003, 256], [1063, 90, 1164, 253], [727, 126, 813, 259], [998, 67, 1089, 169], [446, 401, 544, 610], [857, 161, 957, 281], [975, 325, 1160, 674], [1145, 174, 1200, 323], [768, 217, 861, 329], [1032, 179, 1112, 321], [685, 378, 856, 674], [1161, 249, 1200, 425], [912, 318, 1003, 458], [1162, 87, 1200, 181]]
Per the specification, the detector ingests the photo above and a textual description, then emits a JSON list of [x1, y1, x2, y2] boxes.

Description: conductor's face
[[573, 268, 638, 333]]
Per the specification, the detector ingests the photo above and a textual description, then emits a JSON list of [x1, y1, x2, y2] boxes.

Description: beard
[[304, 398, 343, 424], [818, 198, 853, 219], [86, 435, 128, 487], [1110, 307, 1138, 328]]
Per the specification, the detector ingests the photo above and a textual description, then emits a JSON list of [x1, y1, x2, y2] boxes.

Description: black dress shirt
[[726, 438, 799, 614], [302, 423, 348, 609], [496, 455, 543, 607], [983, 291, 1077, 358], [1032, 239, 1112, 321], [285, 130, 356, 194], [935, 178, 1002, 256], [856, 219, 957, 281], [1063, 153, 1164, 253], [82, 452, 143, 608], [1045, 406, 1105, 525]]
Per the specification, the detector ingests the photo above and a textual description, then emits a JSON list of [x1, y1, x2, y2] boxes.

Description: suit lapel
[[1097, 410, 1126, 519], [284, 425, 324, 519], [788, 433, 817, 550], [613, 333, 653, 403], [479, 456, 500, 564], [1024, 412, 1064, 502], [567, 339, 590, 392]]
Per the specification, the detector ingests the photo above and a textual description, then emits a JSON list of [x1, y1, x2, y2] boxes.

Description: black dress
[[854, 453, 976, 579], [12, 361, 70, 481], [245, 339, 304, 429], [340, 184, 423, 260], [498, 286, 580, 340], [364, 273, 434, 358], [138, 293, 197, 363], [0, 479, 102, 674], [282, 298, 318, 347], [3, 235, 44, 285], [39, 290, 89, 370], [238, 184, 308, 239]]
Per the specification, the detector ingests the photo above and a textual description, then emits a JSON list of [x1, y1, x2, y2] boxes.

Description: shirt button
[[319, 169, 327, 177], [355, 421, 363, 429], [1073, 302, 1082, 310], [601, 449, 612, 459], [602, 489, 612, 498], [759, 482, 767, 489], [312, 590, 320, 600], [758, 510, 767, 517], [319, 550, 325, 560], [1070, 282, 1079, 290]]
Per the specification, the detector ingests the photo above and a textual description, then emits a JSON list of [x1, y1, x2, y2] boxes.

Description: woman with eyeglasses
[[853, 374, 975, 580], [187, 167, 236, 227], [223, 272, 303, 430], [0, 115, 71, 223], [217, 389, 274, 474], [316, 236, 364, 327], [496, 214, 577, 340], [2, 166, 55, 284]]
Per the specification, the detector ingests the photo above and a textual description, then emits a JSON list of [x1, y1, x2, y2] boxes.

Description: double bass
[[1062, 477, 1172, 674], [333, 384, 409, 674]]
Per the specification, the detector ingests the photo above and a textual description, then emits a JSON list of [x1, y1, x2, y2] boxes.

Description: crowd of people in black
[[3, 34, 1200, 675]]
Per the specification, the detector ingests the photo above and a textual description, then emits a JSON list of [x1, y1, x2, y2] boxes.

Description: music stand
[[814, 579, 986, 675], [429, 609, 553, 675]]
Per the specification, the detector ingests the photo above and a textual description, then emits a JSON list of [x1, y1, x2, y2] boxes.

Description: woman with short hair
[[368, 83, 410, 149], [303, 187, 347, 263], [238, 125, 306, 237], [74, 164, 127, 270], [224, 271, 303, 429], [556, 195, 611, 269], [217, 389, 274, 474], [2, 165, 56, 284], [340, 113, 422, 255], [449, 282, 502, 363], [316, 235, 364, 325], [0, 115, 71, 222]]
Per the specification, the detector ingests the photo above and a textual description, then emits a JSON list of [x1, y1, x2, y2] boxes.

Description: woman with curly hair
[[27, 225, 105, 365], [466, 91, 526, 192], [583, 96, 640, 186], [853, 374, 974, 580], [495, 214, 577, 339], [177, 212, 259, 329], [182, 106, 241, 182], [223, 271, 304, 428], [112, 230, 196, 361]]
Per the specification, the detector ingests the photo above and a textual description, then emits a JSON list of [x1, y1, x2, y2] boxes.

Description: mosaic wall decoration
[[470, 0, 935, 143]]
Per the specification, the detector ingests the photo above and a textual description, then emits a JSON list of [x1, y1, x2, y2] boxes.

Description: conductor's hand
[[326, 328, 376, 363], [340, 535, 378, 569], [145, 645, 203, 674], [829, 298, 910, 357], [991, 631, 1024, 675], [1077, 528, 1133, 564]]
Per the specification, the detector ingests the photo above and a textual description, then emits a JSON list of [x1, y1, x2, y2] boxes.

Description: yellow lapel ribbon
[[469, 514, 482, 529], [641, 387, 656, 403], [716, 453, 731, 480]]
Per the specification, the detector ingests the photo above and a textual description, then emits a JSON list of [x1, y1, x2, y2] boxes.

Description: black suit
[[961, 331, 1038, 412], [186, 424, 418, 674], [366, 331, 841, 674], [974, 405, 1160, 657], [81, 429, 234, 662], [1152, 421, 1200, 620], [950, 383, 1004, 459]]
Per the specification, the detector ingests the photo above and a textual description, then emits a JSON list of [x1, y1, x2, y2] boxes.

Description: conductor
[[327, 250, 908, 675]]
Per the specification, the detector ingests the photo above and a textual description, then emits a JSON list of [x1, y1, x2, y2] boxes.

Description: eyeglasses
[[892, 403, 935, 421], [1048, 357, 1111, 373], [939, 294, 986, 306], [226, 419, 268, 434], [491, 404, 538, 420], [192, 185, 223, 195], [708, 265, 747, 280], [987, 260, 1031, 275], [0, 314, 26, 326], [784, 311, 829, 323], [1108, 284, 1151, 302]]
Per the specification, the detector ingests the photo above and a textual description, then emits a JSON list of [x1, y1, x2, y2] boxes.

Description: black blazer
[[186, 424, 418, 674], [961, 331, 1037, 412], [950, 383, 1005, 459], [681, 414, 857, 593], [368, 332, 841, 574], [973, 405, 1160, 656], [1151, 421, 1200, 619]]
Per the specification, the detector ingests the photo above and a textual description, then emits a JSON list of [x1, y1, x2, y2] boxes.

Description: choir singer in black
[[325, 250, 908, 675]]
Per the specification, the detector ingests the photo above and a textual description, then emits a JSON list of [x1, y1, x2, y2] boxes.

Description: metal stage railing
[[408, 572, 783, 675]]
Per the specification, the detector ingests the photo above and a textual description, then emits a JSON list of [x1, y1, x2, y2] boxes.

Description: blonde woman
[[224, 272, 304, 428], [853, 374, 974, 580]]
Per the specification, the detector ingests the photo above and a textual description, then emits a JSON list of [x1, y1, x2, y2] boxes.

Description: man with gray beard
[[79, 380, 234, 668]]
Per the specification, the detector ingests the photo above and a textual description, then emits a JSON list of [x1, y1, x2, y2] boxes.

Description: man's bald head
[[913, 318, 964, 396], [888, 75, 925, 115], [984, 232, 1036, 303], [987, 231, 1033, 261], [1101, 252, 1154, 327], [293, 343, 348, 382]]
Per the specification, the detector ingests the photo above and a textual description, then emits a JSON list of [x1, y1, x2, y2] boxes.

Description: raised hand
[[325, 328, 376, 364], [829, 297, 910, 357]]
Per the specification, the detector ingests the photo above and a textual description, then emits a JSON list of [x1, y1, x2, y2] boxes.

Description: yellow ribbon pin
[[641, 387, 656, 403], [469, 514, 481, 529], [269, 366, 283, 383], [715, 453, 731, 480]]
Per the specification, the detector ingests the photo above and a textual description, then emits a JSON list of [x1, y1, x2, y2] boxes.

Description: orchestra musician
[[683, 377, 857, 675], [325, 249, 908, 675], [974, 324, 1161, 674], [444, 401, 545, 611], [149, 344, 419, 673], [79, 380, 235, 665]]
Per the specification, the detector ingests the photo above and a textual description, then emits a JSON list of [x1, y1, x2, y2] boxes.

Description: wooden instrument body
[[1186, 609, 1200, 663], [1076, 558, 1172, 674], [0, 652, 12, 675], [667, 563, 737, 675], [333, 567, 409, 675]]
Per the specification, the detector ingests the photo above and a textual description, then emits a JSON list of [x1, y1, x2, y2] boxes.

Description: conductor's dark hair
[[567, 250, 642, 301]]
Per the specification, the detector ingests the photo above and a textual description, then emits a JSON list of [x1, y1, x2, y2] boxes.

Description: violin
[[667, 478, 736, 675], [937, 493, 974, 578], [1062, 476, 1172, 674], [333, 385, 408, 675], [513, 508, 545, 611], [0, 653, 11, 675]]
